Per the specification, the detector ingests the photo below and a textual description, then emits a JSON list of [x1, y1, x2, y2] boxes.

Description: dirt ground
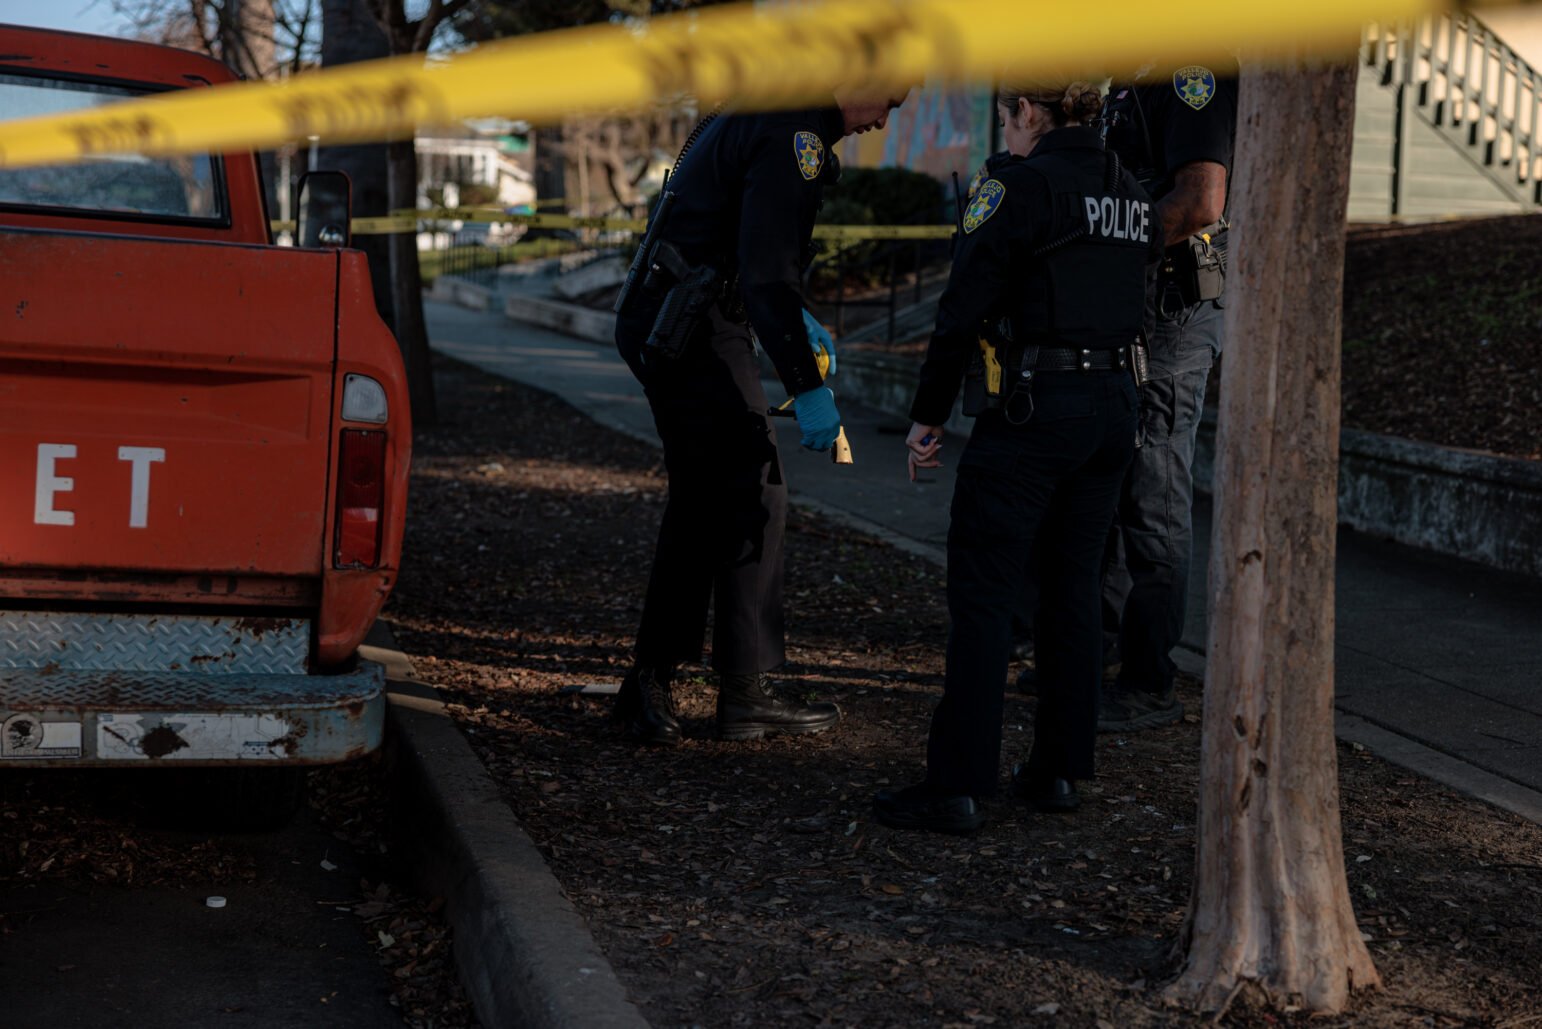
[[387, 356, 1542, 1028], [1341, 217, 1542, 461]]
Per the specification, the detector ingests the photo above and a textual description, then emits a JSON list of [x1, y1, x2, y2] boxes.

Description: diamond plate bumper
[[0, 662, 384, 766], [0, 611, 309, 675]]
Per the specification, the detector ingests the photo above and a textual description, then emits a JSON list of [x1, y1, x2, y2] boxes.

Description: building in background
[[1351, 8, 1542, 220], [414, 119, 535, 249]]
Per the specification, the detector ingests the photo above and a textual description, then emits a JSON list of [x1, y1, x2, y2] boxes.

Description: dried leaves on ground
[[1342, 217, 1542, 460], [389, 355, 1542, 1027], [312, 760, 480, 1028], [0, 764, 475, 1029]]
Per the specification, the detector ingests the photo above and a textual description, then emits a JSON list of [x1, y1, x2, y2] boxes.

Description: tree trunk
[[319, 0, 435, 426], [1169, 54, 1381, 1014], [527, 124, 567, 232], [387, 136, 436, 426]]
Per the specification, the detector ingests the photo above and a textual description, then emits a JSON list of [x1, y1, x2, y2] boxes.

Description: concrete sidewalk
[[424, 299, 1542, 822]]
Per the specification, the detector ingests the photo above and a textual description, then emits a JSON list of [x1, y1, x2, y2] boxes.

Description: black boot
[[715, 673, 839, 741], [1011, 764, 1080, 813], [873, 783, 984, 834], [614, 665, 681, 746]]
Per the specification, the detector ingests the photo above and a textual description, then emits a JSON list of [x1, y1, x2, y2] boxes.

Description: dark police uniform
[[615, 104, 840, 681], [1100, 64, 1237, 717], [904, 125, 1154, 806]]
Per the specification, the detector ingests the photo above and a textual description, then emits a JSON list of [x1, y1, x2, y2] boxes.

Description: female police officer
[[875, 78, 1157, 833]]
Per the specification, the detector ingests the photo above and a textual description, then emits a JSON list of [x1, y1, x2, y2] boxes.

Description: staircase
[[1360, 14, 1542, 217]]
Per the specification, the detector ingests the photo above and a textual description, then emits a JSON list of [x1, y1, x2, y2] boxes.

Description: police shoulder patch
[[794, 130, 824, 181], [1173, 65, 1217, 111], [963, 178, 1005, 234], [966, 165, 986, 200]]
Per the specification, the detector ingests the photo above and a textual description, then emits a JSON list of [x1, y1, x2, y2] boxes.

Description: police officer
[[1097, 62, 1237, 732], [874, 78, 1156, 833], [613, 85, 912, 746]]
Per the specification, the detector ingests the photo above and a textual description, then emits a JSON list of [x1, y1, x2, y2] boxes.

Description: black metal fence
[[429, 215, 955, 345], [813, 229, 953, 345], [435, 228, 503, 286]]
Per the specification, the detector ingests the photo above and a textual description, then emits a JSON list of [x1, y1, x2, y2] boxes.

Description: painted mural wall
[[839, 84, 996, 186]]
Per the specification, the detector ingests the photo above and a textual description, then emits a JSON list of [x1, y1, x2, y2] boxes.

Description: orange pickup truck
[[0, 25, 410, 798]]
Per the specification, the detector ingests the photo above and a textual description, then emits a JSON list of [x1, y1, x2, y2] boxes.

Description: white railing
[[1363, 13, 1542, 203]]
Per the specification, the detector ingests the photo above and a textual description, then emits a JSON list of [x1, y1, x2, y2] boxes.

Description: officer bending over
[[875, 77, 1157, 834], [613, 84, 912, 746]]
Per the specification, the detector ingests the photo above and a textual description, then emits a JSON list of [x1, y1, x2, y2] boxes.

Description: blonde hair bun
[[1061, 82, 1104, 123], [997, 77, 1106, 127]]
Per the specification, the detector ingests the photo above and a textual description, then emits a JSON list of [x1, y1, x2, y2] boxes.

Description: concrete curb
[[427, 276, 497, 312], [361, 625, 648, 1029], [1334, 427, 1542, 579], [1174, 647, 1542, 826], [503, 293, 617, 345], [1335, 713, 1542, 825], [1193, 410, 1542, 579]]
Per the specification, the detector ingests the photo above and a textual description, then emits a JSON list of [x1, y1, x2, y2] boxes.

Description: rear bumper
[[0, 661, 384, 766]]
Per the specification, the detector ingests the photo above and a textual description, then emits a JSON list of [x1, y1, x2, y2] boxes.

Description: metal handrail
[[807, 207, 952, 344], [1364, 12, 1542, 196]]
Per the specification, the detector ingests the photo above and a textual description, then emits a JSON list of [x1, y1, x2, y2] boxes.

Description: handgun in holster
[[642, 239, 721, 360], [961, 321, 1009, 417], [614, 189, 677, 317]]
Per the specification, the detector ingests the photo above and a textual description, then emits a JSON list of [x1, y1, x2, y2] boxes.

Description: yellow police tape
[[271, 208, 957, 240], [0, 0, 1443, 170]]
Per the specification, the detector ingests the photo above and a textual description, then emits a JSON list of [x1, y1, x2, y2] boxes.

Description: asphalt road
[[0, 772, 402, 1028]]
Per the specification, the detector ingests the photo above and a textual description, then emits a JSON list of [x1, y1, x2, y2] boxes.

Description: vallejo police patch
[[966, 164, 987, 200], [795, 131, 824, 181], [1173, 66, 1217, 111], [963, 179, 1005, 234]]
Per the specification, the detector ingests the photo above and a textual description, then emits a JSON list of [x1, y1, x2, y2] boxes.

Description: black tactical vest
[[1100, 88, 1160, 189], [1012, 152, 1153, 351]]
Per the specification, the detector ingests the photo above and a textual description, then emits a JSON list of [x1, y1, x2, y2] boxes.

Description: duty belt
[[1030, 347, 1129, 372], [1002, 345, 1132, 425]]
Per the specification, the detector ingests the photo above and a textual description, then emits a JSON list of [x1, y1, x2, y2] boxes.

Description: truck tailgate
[[0, 229, 337, 579]]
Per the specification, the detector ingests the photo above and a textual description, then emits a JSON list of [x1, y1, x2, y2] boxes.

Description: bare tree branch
[[418, 0, 471, 52]]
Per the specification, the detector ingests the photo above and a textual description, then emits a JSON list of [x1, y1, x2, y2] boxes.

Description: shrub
[[814, 166, 950, 288]]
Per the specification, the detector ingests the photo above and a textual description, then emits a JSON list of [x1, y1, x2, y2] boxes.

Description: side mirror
[[296, 171, 351, 248]]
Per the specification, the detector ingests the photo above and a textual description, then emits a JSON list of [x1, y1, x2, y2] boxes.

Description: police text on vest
[[1083, 196, 1151, 243]]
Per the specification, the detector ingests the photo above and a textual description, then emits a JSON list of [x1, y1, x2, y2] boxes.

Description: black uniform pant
[[616, 308, 787, 675], [926, 371, 1137, 797], [1102, 296, 1223, 696]]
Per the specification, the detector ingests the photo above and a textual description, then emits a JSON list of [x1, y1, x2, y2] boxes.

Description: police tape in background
[[271, 208, 958, 239], [0, 0, 1443, 171]]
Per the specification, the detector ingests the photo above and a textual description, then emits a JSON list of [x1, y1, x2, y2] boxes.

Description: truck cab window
[[0, 72, 224, 221]]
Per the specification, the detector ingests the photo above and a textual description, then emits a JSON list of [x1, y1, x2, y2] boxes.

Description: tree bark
[[386, 136, 436, 426], [1169, 54, 1381, 1014], [319, 0, 435, 426]]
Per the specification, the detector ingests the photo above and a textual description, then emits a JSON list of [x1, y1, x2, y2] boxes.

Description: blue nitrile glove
[[793, 386, 841, 451], [803, 309, 837, 377]]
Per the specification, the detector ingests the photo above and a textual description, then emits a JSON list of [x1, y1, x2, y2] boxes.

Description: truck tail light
[[335, 429, 386, 568]]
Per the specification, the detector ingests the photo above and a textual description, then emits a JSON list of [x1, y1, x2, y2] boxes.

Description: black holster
[[642, 240, 722, 361], [1159, 224, 1226, 308], [1128, 337, 1150, 388]]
